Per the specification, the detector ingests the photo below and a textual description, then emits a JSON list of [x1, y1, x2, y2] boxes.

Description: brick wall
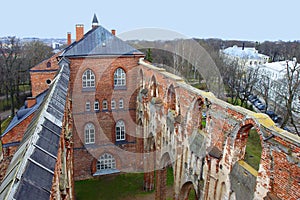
[[138, 61, 300, 200], [69, 56, 144, 180], [30, 71, 58, 97]]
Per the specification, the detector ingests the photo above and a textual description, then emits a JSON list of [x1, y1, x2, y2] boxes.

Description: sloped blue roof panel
[[62, 26, 144, 57], [0, 63, 70, 200], [1, 90, 48, 137]]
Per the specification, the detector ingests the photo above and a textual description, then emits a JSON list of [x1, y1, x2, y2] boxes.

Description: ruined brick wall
[[50, 93, 74, 200], [68, 56, 144, 180], [138, 60, 300, 200]]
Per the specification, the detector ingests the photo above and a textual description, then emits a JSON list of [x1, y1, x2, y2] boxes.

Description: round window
[[46, 79, 52, 85]]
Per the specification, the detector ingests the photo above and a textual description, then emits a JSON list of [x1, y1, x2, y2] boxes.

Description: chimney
[[111, 29, 116, 36], [76, 24, 84, 42], [67, 32, 72, 45], [242, 42, 245, 50], [27, 97, 36, 108]]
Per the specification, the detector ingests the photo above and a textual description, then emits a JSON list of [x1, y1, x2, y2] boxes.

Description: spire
[[92, 14, 99, 28]]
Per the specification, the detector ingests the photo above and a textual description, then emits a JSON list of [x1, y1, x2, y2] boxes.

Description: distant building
[[222, 45, 269, 67], [250, 60, 300, 115]]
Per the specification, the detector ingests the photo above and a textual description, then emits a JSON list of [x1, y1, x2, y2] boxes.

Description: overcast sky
[[1, 0, 299, 41]]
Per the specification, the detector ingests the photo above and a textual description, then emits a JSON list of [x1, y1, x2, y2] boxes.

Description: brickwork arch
[[188, 97, 205, 132], [90, 150, 122, 175], [179, 181, 198, 200]]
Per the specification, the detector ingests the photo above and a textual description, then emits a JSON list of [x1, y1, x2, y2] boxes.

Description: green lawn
[[1, 116, 12, 134], [166, 167, 174, 186], [75, 173, 153, 200], [75, 167, 176, 200], [227, 97, 253, 110], [244, 129, 262, 171]]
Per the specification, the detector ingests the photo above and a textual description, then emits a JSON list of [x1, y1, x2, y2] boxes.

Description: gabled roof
[[62, 25, 144, 57], [0, 64, 70, 200], [30, 52, 61, 72], [1, 90, 48, 137]]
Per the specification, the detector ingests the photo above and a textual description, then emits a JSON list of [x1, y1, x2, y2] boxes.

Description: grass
[[75, 167, 175, 200], [75, 173, 152, 200], [244, 129, 262, 171], [1, 116, 12, 134], [227, 97, 254, 111], [166, 167, 174, 186], [0, 91, 31, 111]]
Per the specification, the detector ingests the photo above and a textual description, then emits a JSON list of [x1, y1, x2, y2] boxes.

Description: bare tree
[[258, 74, 273, 112], [280, 60, 300, 135], [0, 37, 22, 117], [240, 66, 260, 108]]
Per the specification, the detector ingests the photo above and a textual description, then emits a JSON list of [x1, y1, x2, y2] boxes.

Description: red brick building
[[60, 15, 144, 180]]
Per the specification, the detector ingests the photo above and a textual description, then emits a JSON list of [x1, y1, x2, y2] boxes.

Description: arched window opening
[[139, 69, 144, 88], [82, 69, 95, 88], [96, 153, 116, 171], [114, 68, 126, 87], [150, 76, 157, 97], [244, 128, 262, 171], [167, 85, 176, 110], [85, 123, 95, 144], [116, 120, 125, 141]]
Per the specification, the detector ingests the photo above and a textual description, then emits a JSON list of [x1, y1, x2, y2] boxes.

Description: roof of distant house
[[62, 25, 144, 57], [1, 90, 48, 137], [30, 51, 61, 72], [261, 60, 299, 73], [222, 45, 269, 60]]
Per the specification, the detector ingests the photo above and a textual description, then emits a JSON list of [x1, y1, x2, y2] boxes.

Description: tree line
[[0, 37, 53, 117]]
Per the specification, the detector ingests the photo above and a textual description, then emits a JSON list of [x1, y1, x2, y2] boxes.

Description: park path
[[0, 110, 11, 120]]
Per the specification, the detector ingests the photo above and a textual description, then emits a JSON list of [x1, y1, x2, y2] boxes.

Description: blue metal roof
[[0, 63, 70, 200], [1, 90, 48, 137], [62, 25, 144, 57]]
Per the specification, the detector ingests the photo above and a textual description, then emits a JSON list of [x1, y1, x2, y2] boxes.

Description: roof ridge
[[62, 25, 144, 57]]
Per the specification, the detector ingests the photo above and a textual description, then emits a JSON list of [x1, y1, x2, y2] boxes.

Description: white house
[[250, 60, 300, 116], [222, 45, 269, 67]]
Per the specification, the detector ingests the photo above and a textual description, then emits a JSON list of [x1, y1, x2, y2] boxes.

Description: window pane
[[114, 68, 126, 87], [97, 153, 116, 171], [82, 69, 95, 88]]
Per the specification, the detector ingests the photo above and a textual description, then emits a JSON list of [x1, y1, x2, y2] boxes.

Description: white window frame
[[82, 69, 95, 88], [114, 68, 126, 87], [86, 101, 91, 111], [94, 101, 99, 111], [111, 99, 116, 110], [102, 100, 108, 110], [85, 123, 95, 144], [119, 99, 124, 109], [96, 153, 116, 171], [116, 120, 125, 141]]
